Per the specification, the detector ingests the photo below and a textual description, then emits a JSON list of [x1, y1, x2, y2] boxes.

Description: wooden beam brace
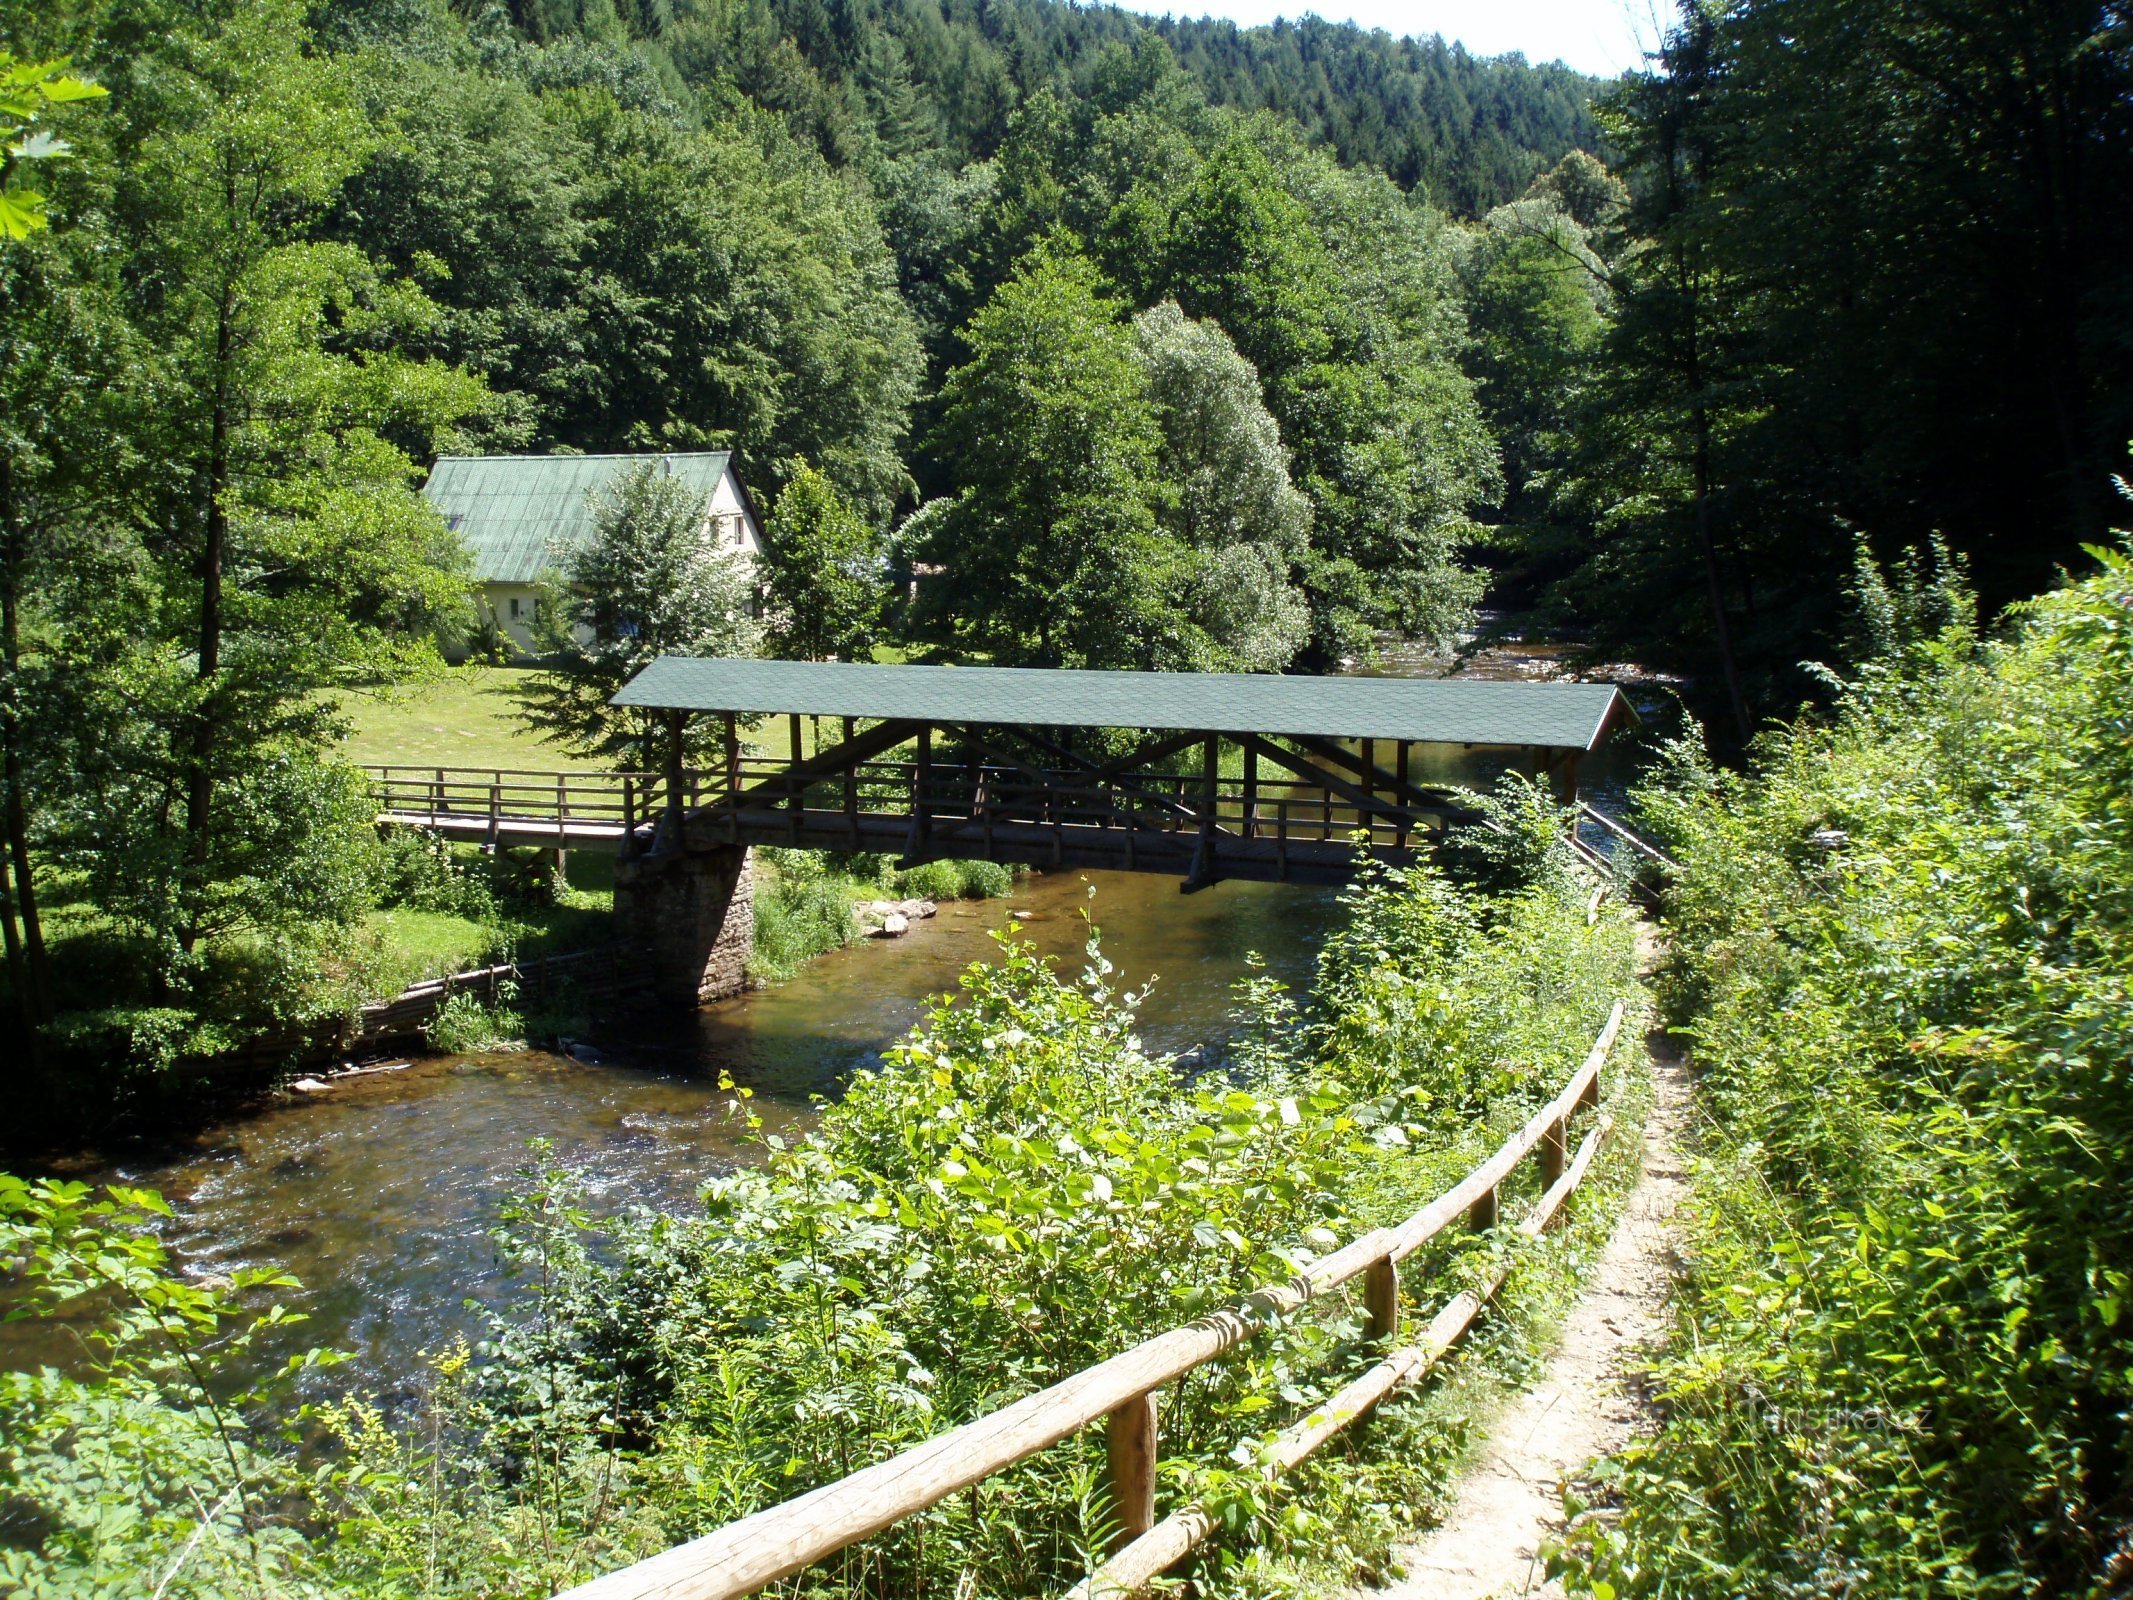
[[1239, 734, 1467, 832], [996, 724, 1233, 837], [946, 726, 1215, 845], [1282, 732, 1466, 814], [729, 718, 930, 809]]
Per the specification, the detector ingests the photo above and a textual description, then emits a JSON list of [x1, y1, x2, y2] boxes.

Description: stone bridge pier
[[612, 842, 753, 1006]]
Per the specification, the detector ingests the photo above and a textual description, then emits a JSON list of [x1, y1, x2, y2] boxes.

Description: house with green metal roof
[[423, 451, 762, 657]]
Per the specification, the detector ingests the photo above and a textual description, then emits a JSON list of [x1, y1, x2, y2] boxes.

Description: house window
[[509, 597, 521, 620]]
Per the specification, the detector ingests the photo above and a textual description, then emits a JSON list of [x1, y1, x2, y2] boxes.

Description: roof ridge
[[431, 450, 732, 464]]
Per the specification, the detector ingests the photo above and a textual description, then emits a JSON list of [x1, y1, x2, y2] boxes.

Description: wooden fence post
[[1364, 1257, 1399, 1343], [1540, 1118, 1567, 1189], [1105, 1390, 1158, 1552], [1468, 1184, 1500, 1232]]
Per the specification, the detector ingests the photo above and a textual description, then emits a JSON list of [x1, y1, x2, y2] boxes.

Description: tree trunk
[[0, 453, 54, 1041], [1692, 397, 1752, 749]]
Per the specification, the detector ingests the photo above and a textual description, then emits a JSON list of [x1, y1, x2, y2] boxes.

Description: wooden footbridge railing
[[363, 750, 1485, 882], [555, 999, 1628, 1600], [366, 765, 662, 848], [364, 762, 1675, 891]]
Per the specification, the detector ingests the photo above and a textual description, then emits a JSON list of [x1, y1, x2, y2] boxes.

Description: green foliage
[[0, 1174, 336, 1598], [914, 244, 1174, 667], [892, 855, 1015, 901], [424, 986, 522, 1055], [747, 864, 859, 985], [0, 53, 105, 240], [0, 847, 1638, 1596], [1533, 0, 2133, 731], [759, 460, 889, 663], [1556, 551, 2133, 1595], [1130, 299, 1310, 671], [303, 862, 1632, 1596], [745, 847, 1018, 984]]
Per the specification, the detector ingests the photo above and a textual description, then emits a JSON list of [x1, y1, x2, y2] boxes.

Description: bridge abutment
[[613, 843, 753, 1006]]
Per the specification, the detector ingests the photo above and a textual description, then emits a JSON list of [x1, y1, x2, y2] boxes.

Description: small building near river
[[423, 451, 764, 658]]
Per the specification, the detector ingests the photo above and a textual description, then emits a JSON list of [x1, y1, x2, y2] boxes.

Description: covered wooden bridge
[[596, 659, 1632, 1005]]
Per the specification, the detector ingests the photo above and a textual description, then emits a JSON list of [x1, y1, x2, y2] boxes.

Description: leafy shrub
[[2, 856, 1641, 1598], [891, 855, 1018, 900], [335, 864, 1635, 1596], [424, 986, 523, 1054], [1555, 549, 2133, 1597], [747, 869, 858, 984], [0, 1176, 337, 1599]]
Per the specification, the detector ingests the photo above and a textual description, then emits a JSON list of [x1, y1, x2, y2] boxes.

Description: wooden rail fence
[[556, 998, 1629, 1600]]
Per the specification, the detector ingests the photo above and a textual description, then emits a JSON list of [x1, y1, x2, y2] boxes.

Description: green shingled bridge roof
[[613, 658, 1634, 752], [424, 452, 734, 585]]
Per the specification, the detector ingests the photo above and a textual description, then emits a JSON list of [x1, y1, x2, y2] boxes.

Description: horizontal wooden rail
[[1576, 802, 1678, 870], [554, 999, 1626, 1600]]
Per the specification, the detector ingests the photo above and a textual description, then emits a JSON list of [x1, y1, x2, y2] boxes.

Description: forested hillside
[[486, 0, 1606, 204]]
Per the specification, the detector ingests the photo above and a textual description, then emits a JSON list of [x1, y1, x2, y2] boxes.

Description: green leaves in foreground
[[0, 54, 105, 240], [0, 1173, 338, 1599]]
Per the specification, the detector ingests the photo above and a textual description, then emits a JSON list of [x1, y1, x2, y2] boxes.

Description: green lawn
[[358, 858, 617, 994], [337, 664, 830, 772], [335, 666, 595, 773]]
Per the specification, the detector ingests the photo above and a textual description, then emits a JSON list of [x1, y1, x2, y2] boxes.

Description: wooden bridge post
[[555, 772, 568, 867], [1396, 741, 1411, 848], [1105, 1390, 1158, 1552], [1242, 742, 1258, 839], [723, 712, 740, 843], [1186, 736, 1219, 889], [842, 717, 858, 845], [1360, 737, 1374, 845]]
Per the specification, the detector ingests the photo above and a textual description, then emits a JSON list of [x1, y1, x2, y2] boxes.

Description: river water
[[29, 870, 1345, 1392], [18, 642, 1642, 1393]]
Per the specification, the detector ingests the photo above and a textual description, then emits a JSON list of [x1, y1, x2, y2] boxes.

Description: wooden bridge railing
[[556, 999, 1628, 1600], [363, 757, 1474, 855], [362, 765, 1675, 886]]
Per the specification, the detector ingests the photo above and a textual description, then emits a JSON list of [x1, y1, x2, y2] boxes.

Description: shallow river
[[40, 869, 1344, 1393]]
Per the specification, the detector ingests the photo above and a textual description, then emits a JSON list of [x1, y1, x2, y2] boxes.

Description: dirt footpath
[[1360, 1027, 1690, 1600]]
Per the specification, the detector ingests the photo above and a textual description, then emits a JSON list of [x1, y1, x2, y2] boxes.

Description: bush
[[0, 1176, 337, 1598], [324, 861, 1637, 1596], [2, 854, 1643, 1598], [747, 869, 858, 984], [891, 855, 1018, 900], [1555, 549, 2133, 1597], [424, 987, 523, 1055]]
